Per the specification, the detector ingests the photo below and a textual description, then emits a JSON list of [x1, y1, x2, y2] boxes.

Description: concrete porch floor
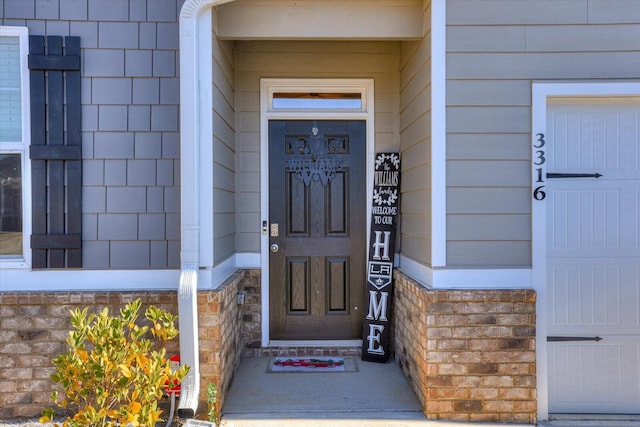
[[220, 356, 428, 426], [216, 357, 640, 427]]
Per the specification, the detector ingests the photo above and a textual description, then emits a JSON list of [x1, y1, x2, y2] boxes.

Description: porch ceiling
[[215, 0, 425, 40]]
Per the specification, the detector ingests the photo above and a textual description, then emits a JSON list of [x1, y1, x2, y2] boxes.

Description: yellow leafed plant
[[40, 299, 189, 427]]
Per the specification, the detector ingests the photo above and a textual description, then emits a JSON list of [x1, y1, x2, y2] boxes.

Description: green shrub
[[206, 383, 217, 423], [41, 298, 189, 427]]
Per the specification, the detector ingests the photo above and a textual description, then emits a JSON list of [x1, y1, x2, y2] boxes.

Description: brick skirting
[[0, 292, 180, 419], [393, 270, 537, 424], [1, 269, 536, 424], [0, 270, 252, 420]]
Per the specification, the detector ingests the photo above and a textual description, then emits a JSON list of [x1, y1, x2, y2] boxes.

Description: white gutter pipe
[[177, 0, 235, 418], [176, 269, 199, 418], [177, 0, 205, 418]]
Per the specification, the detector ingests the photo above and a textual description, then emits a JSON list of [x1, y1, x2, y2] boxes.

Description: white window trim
[[259, 78, 375, 347], [531, 80, 640, 422], [0, 26, 32, 270]]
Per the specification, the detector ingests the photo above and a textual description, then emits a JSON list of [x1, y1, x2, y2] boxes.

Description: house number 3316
[[532, 133, 546, 201]]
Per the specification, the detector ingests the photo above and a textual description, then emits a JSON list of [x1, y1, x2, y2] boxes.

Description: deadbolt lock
[[270, 223, 279, 237]]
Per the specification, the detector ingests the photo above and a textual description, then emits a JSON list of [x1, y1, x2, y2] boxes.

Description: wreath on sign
[[375, 153, 400, 169], [373, 188, 398, 206]]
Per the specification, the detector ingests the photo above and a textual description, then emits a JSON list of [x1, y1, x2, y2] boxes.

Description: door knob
[[270, 244, 279, 253]]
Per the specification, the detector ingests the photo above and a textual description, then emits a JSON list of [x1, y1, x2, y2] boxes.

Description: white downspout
[[177, 0, 207, 418], [177, 0, 236, 418], [177, 269, 199, 418], [177, 0, 201, 412]]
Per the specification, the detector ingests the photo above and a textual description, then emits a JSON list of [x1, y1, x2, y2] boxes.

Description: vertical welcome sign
[[362, 153, 400, 363]]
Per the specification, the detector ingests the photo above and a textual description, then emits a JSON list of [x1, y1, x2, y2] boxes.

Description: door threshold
[[267, 340, 362, 347]]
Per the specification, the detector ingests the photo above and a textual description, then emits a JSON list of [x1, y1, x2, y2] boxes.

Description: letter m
[[366, 290, 389, 321]]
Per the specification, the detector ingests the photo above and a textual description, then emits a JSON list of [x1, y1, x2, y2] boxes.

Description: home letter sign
[[362, 153, 400, 363]]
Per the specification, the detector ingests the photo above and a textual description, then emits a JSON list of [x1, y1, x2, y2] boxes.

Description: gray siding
[[1, 0, 185, 269], [234, 40, 400, 253], [212, 9, 237, 266], [398, 1, 432, 267], [446, 0, 640, 267]]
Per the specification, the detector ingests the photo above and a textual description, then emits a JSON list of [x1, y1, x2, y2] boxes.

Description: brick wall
[[0, 271, 247, 421], [197, 270, 246, 419], [393, 271, 537, 424], [1, 270, 537, 422], [0, 292, 179, 419]]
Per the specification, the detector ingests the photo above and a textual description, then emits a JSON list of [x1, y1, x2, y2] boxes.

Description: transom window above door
[[272, 92, 362, 110], [264, 79, 372, 115]]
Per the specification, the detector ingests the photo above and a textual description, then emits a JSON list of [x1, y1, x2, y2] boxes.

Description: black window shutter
[[28, 36, 82, 269]]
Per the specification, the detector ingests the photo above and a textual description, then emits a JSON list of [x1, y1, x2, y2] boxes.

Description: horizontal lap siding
[[399, 0, 432, 267], [235, 40, 399, 254], [213, 29, 237, 265], [446, 0, 640, 266]]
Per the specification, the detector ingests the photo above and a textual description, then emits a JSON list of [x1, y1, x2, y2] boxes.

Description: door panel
[[547, 103, 640, 413], [548, 337, 640, 411], [269, 120, 366, 340]]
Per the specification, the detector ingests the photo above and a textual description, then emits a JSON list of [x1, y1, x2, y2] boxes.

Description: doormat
[[269, 357, 355, 372]]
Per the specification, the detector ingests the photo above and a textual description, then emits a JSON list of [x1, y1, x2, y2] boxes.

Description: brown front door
[[269, 120, 366, 340]]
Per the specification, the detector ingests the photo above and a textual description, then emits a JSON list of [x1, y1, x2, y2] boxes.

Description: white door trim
[[259, 78, 375, 346], [531, 80, 640, 422]]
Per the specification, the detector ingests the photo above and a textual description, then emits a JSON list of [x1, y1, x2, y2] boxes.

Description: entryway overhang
[[214, 1, 424, 40]]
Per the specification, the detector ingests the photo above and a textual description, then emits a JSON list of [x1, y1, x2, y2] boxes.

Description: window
[[264, 80, 371, 114], [272, 92, 362, 109], [0, 27, 30, 266]]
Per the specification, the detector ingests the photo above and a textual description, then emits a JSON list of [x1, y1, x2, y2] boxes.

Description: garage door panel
[[549, 260, 638, 334], [549, 106, 639, 174], [548, 337, 640, 413], [548, 184, 639, 257]]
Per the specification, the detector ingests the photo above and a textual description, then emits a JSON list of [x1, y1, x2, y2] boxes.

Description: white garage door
[[547, 101, 640, 414]]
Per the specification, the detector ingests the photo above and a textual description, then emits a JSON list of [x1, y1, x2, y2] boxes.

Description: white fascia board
[[236, 252, 260, 269], [533, 81, 640, 98], [197, 255, 237, 289], [0, 270, 180, 292], [399, 255, 532, 290]]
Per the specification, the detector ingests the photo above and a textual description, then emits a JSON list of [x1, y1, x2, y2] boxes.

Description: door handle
[[546, 172, 602, 179], [547, 336, 603, 342], [270, 244, 279, 253]]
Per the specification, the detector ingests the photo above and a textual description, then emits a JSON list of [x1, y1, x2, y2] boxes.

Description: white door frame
[[259, 78, 375, 347], [531, 81, 640, 421]]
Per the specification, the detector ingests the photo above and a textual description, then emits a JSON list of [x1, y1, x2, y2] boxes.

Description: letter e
[[367, 324, 385, 355]]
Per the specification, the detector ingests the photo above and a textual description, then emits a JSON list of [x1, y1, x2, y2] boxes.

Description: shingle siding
[[1, 0, 185, 269]]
